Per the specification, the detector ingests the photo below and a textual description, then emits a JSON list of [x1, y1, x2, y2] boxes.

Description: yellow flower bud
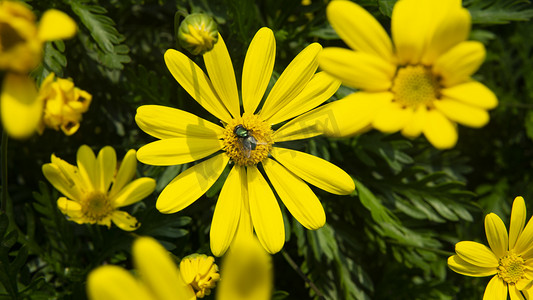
[[177, 13, 218, 55], [179, 253, 220, 298], [37, 73, 92, 136]]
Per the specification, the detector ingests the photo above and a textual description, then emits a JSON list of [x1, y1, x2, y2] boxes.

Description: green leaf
[[466, 0, 533, 24]]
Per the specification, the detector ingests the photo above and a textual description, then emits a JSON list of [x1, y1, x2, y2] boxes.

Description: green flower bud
[[177, 13, 219, 56]]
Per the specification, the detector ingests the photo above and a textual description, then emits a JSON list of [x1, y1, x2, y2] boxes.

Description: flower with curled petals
[[448, 197, 533, 300], [42, 145, 156, 231], [310, 0, 498, 149], [135, 27, 355, 256]]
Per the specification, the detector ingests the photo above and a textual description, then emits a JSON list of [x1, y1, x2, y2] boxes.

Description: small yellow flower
[[216, 237, 272, 300], [180, 254, 220, 298], [311, 0, 498, 149], [87, 236, 197, 300], [0, 1, 77, 139], [42, 145, 156, 231], [448, 196, 533, 300], [37, 72, 92, 136], [136, 27, 355, 256], [177, 13, 218, 55]]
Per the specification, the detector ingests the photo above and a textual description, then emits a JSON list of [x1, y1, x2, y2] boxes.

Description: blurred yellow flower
[[37, 72, 92, 136], [87, 236, 197, 300], [180, 254, 220, 298], [136, 27, 354, 256], [216, 237, 272, 300], [177, 13, 219, 55], [313, 0, 498, 149], [42, 145, 156, 231], [448, 196, 533, 299], [0, 1, 77, 139]]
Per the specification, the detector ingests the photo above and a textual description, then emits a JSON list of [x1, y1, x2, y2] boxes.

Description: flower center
[[0, 23, 25, 52], [391, 65, 441, 107], [498, 251, 526, 284], [222, 112, 273, 166], [80, 191, 113, 222]]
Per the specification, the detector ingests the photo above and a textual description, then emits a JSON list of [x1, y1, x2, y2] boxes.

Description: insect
[[234, 124, 260, 158]]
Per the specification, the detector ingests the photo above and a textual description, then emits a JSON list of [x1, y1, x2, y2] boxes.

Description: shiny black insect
[[234, 125, 258, 156]]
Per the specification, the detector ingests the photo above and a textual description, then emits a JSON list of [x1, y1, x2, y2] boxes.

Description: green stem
[[281, 250, 325, 299]]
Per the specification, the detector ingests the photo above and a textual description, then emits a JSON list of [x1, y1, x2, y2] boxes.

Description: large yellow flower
[[42, 145, 156, 231], [448, 197, 533, 300], [313, 0, 498, 149], [87, 237, 199, 300], [0, 1, 77, 139], [135, 27, 355, 255]]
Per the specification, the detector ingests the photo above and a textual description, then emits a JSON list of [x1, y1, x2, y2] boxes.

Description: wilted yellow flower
[[0, 1, 77, 139], [448, 197, 533, 299], [87, 236, 197, 300], [310, 0, 498, 149], [136, 27, 354, 256], [42, 145, 156, 231], [217, 237, 272, 300], [177, 13, 218, 55], [180, 254, 220, 298], [37, 72, 92, 136]]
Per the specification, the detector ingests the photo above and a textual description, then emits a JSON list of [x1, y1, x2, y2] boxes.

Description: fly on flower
[[135, 27, 355, 256]]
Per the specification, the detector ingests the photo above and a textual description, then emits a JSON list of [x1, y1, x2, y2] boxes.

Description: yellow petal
[[327, 0, 393, 61], [164, 49, 232, 122], [42, 164, 80, 200], [267, 72, 341, 125], [95, 146, 117, 193], [447, 255, 497, 277], [111, 211, 140, 231], [273, 92, 390, 141], [422, 109, 457, 149], [484, 213, 509, 259], [77, 145, 97, 190], [509, 284, 526, 300], [232, 182, 253, 247], [372, 101, 414, 133], [513, 213, 533, 257], [270, 147, 354, 195], [318, 47, 395, 91], [401, 105, 428, 138], [136, 137, 223, 166], [57, 197, 83, 221], [455, 241, 499, 268], [86, 265, 153, 300], [203, 33, 240, 118], [109, 149, 137, 199], [37, 9, 77, 41], [260, 43, 321, 121], [242, 27, 275, 114], [440, 81, 498, 110], [263, 158, 325, 230], [483, 276, 508, 300], [135, 105, 223, 140], [111, 178, 156, 208], [247, 166, 285, 254], [210, 166, 244, 257], [133, 237, 196, 300], [433, 41, 486, 87], [434, 98, 490, 128], [421, 4, 470, 65], [510, 196, 527, 250], [216, 237, 272, 300], [0, 74, 40, 139], [156, 154, 229, 213]]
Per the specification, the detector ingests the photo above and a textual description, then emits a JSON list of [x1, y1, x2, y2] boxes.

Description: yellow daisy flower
[[87, 236, 198, 300], [135, 27, 355, 255], [448, 196, 533, 300], [313, 0, 498, 149], [37, 72, 92, 136], [42, 145, 156, 231], [0, 1, 77, 139], [180, 254, 220, 298]]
